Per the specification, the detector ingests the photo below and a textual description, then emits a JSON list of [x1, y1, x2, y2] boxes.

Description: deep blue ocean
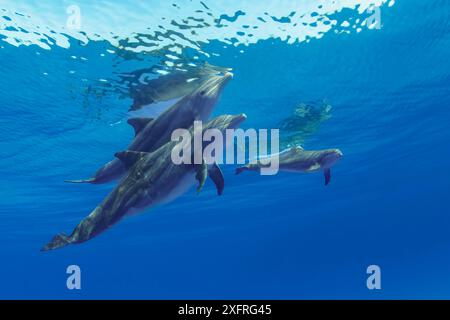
[[1, 0, 450, 299]]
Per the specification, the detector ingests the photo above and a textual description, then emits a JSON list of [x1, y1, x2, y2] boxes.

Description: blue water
[[1, 0, 450, 299]]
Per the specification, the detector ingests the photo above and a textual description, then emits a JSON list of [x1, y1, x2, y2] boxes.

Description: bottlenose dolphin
[[43, 114, 247, 251], [235, 146, 343, 185], [66, 72, 233, 184], [130, 63, 232, 111]]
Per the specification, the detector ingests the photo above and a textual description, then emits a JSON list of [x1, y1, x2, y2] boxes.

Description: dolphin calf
[[43, 114, 247, 251], [130, 63, 232, 111], [235, 146, 343, 185], [66, 72, 233, 185]]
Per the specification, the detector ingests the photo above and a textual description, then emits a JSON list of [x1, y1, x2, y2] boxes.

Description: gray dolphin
[[130, 63, 232, 111], [236, 146, 343, 185], [43, 114, 247, 251], [66, 72, 233, 184]]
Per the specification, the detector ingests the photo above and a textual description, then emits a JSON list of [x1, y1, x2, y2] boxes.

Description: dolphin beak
[[230, 113, 247, 128], [219, 71, 233, 87], [219, 72, 233, 86]]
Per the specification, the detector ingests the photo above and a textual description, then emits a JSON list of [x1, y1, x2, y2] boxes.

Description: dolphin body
[[66, 72, 233, 185], [130, 63, 232, 111], [236, 146, 343, 185], [42, 114, 247, 251]]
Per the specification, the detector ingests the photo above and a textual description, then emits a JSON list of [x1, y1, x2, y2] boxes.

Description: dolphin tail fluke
[[235, 166, 248, 175], [41, 233, 72, 252], [64, 178, 95, 184]]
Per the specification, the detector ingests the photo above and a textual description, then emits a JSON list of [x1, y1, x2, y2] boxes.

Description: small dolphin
[[278, 101, 333, 148], [130, 63, 232, 111], [42, 114, 247, 251], [235, 146, 343, 185], [66, 72, 233, 185]]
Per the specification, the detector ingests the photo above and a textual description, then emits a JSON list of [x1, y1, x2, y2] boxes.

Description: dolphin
[[130, 63, 232, 111], [235, 146, 343, 185], [66, 72, 233, 185], [278, 101, 332, 148], [42, 114, 247, 251]]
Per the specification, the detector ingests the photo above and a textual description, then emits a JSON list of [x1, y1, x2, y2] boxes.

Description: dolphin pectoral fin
[[41, 233, 71, 252], [115, 151, 148, 169], [127, 117, 154, 136], [195, 161, 208, 194], [324, 168, 331, 186], [64, 178, 95, 184], [208, 163, 224, 196]]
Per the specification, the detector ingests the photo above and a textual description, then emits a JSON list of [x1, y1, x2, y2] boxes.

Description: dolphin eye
[[200, 90, 206, 96]]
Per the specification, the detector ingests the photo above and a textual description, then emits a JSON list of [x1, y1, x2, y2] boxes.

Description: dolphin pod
[[42, 114, 247, 251], [43, 63, 343, 251], [66, 72, 233, 184]]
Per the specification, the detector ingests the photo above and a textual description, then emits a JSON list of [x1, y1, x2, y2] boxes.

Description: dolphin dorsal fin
[[114, 151, 147, 168], [127, 117, 154, 136]]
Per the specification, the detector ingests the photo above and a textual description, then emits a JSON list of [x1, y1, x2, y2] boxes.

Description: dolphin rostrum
[[42, 114, 247, 251], [66, 72, 233, 185], [130, 63, 232, 111], [235, 146, 343, 185]]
